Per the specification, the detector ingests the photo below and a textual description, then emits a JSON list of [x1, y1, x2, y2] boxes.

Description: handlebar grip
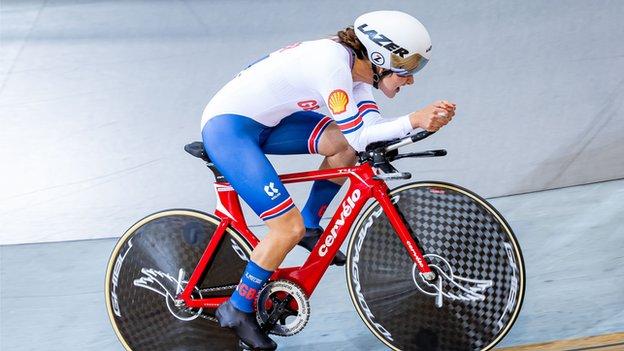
[[410, 130, 435, 142]]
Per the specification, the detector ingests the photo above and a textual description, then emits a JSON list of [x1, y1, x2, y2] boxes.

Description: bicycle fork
[[372, 185, 437, 281]]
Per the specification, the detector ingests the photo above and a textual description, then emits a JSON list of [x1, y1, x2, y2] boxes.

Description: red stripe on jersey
[[307, 116, 332, 153], [338, 116, 363, 131], [358, 103, 378, 112], [260, 197, 294, 219]]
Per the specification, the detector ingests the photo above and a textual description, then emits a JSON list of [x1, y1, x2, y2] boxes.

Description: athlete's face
[[378, 73, 414, 98]]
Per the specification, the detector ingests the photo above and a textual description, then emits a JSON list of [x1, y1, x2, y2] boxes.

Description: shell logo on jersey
[[328, 89, 349, 115], [297, 100, 319, 111]]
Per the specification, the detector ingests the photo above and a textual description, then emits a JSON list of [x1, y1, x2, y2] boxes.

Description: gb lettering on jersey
[[297, 100, 319, 111]]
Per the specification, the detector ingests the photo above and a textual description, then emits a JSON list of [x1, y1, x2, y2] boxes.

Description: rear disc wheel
[[105, 209, 253, 351]]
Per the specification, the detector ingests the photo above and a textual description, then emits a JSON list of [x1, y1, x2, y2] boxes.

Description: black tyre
[[105, 209, 253, 351], [346, 182, 525, 351]]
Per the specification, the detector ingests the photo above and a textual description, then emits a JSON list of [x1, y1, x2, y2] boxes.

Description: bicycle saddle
[[184, 142, 211, 162]]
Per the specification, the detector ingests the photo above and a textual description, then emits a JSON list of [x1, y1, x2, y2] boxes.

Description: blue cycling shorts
[[202, 111, 333, 221]]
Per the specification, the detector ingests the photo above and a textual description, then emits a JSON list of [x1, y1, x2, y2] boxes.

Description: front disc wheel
[[346, 182, 525, 351]]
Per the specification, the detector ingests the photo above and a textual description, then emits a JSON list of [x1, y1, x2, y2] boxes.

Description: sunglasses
[[390, 53, 429, 77]]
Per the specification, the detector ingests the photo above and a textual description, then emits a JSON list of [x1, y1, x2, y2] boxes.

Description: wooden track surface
[[498, 332, 624, 350]]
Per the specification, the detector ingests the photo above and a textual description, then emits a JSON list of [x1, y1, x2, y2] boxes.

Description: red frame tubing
[[372, 186, 432, 275], [180, 219, 231, 308], [273, 169, 374, 295], [181, 163, 433, 307]]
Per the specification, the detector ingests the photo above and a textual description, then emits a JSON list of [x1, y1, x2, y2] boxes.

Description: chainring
[[255, 280, 310, 336]]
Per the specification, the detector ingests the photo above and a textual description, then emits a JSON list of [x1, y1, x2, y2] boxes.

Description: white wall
[[1, 0, 623, 244]]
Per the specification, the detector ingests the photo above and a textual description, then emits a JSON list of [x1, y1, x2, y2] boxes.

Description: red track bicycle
[[105, 131, 525, 350]]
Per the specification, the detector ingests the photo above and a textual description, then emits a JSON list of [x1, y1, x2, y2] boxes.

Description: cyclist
[[201, 10, 456, 350]]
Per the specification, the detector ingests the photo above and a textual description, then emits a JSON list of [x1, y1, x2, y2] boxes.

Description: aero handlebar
[[384, 130, 436, 152]]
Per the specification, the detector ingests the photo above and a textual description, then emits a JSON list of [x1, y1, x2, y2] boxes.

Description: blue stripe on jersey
[[245, 54, 269, 69], [342, 122, 363, 134], [263, 202, 296, 220], [356, 100, 376, 107], [360, 109, 379, 118], [335, 112, 360, 125], [314, 119, 333, 153]]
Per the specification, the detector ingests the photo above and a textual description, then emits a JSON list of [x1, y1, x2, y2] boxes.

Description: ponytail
[[336, 27, 368, 60]]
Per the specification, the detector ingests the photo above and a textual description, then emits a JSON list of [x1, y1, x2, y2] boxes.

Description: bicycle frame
[[179, 162, 434, 309]]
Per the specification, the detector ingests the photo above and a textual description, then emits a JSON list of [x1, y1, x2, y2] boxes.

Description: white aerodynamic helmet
[[354, 10, 432, 76]]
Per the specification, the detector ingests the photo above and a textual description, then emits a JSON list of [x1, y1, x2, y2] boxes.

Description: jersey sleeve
[[352, 83, 414, 141], [313, 67, 413, 151]]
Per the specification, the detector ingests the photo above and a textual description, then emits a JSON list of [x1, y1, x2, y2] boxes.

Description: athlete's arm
[[316, 68, 414, 151], [351, 83, 415, 138]]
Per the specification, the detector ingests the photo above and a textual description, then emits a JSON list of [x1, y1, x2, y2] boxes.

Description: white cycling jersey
[[201, 39, 413, 152]]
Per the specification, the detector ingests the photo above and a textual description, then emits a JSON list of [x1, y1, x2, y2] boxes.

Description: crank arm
[[261, 296, 293, 331]]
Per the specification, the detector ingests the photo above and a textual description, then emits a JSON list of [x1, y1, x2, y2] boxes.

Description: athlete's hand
[[409, 100, 456, 132]]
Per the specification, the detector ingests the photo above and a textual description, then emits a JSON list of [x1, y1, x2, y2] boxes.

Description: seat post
[[206, 162, 226, 182], [184, 141, 226, 182]]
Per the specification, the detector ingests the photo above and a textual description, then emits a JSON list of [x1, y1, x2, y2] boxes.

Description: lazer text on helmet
[[319, 189, 361, 257], [357, 24, 409, 58]]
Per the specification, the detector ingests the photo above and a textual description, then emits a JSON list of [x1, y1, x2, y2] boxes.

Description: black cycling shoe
[[215, 300, 277, 351], [297, 227, 346, 266]]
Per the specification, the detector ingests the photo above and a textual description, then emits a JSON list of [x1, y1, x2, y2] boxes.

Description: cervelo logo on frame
[[357, 23, 409, 58], [319, 189, 361, 257], [406, 240, 425, 269]]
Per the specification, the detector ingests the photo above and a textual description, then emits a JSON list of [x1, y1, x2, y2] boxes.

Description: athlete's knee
[[281, 219, 305, 244], [267, 209, 306, 242], [289, 220, 306, 242]]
